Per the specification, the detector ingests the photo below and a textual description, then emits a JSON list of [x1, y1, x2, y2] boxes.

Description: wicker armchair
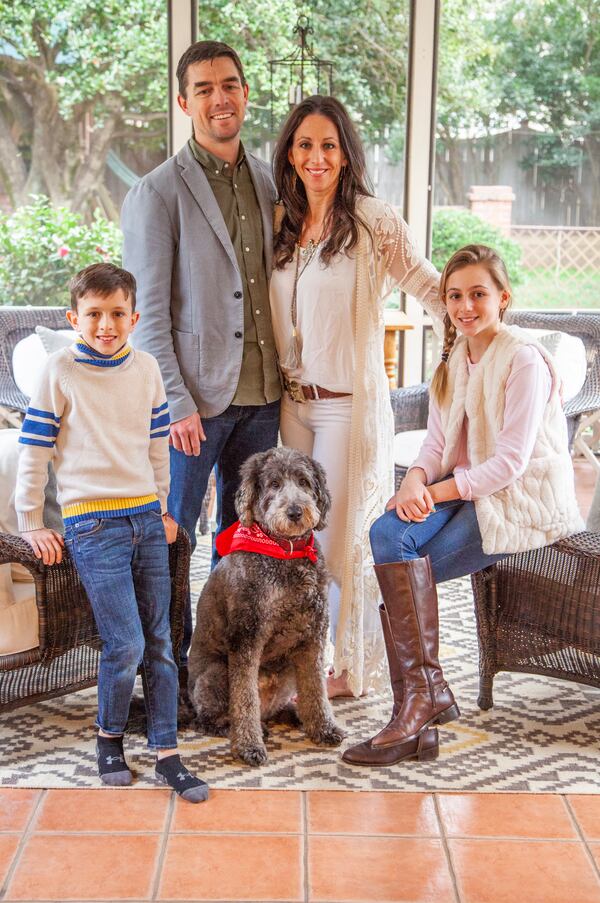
[[390, 382, 430, 488], [0, 527, 190, 713], [0, 307, 68, 425], [471, 532, 600, 709], [504, 310, 600, 449]]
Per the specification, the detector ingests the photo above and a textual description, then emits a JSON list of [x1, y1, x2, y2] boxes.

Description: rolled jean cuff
[[95, 721, 125, 737], [147, 737, 178, 751]]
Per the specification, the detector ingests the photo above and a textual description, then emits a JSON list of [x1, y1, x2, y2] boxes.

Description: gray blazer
[[121, 143, 276, 421]]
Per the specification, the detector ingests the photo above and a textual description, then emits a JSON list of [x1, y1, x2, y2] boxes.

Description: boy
[[16, 262, 208, 802]]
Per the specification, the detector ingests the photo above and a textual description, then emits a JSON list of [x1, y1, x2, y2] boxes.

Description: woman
[[270, 96, 445, 697]]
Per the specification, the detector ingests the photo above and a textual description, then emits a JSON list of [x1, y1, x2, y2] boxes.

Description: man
[[121, 41, 281, 670]]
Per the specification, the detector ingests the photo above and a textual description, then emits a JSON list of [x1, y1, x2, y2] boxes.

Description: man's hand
[[21, 528, 64, 566], [386, 469, 434, 523], [169, 412, 206, 456], [162, 513, 178, 544]]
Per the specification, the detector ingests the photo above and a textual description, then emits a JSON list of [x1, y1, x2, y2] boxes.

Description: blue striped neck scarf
[[74, 339, 132, 367]]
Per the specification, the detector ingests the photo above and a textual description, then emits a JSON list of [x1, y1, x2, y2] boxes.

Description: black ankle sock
[[155, 754, 208, 803], [96, 735, 132, 786]]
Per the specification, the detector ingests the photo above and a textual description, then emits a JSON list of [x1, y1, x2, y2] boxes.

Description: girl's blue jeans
[[369, 497, 507, 583], [65, 510, 178, 749]]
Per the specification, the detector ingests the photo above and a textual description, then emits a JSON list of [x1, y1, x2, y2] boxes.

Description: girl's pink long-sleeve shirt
[[409, 345, 553, 500]]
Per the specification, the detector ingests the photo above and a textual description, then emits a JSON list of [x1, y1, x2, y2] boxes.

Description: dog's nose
[[286, 504, 303, 522]]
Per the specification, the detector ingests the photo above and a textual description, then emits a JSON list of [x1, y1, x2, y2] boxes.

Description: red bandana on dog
[[216, 520, 318, 563]]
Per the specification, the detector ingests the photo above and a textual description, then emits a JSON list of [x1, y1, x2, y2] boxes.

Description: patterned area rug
[[1, 537, 599, 792]]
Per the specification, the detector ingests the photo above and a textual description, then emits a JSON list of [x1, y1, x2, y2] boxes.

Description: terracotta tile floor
[[0, 459, 597, 903], [2, 789, 600, 902]]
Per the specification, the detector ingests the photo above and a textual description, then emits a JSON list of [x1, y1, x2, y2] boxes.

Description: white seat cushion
[[12, 327, 73, 398], [525, 328, 587, 402], [394, 429, 427, 468], [0, 429, 37, 655]]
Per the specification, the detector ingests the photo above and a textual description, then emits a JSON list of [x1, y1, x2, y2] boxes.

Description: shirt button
[[255, 309, 261, 315], [260, 340, 265, 345], [235, 331, 242, 338], [245, 247, 250, 252], [250, 278, 255, 284], [241, 214, 246, 220], [234, 183, 238, 188], [224, 163, 229, 168], [215, 170, 219, 174], [234, 291, 242, 298]]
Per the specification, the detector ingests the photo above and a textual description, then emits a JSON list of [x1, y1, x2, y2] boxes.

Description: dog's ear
[[311, 458, 332, 531], [235, 450, 269, 526]]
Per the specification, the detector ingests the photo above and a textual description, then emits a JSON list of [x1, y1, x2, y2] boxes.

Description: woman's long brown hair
[[272, 95, 373, 268]]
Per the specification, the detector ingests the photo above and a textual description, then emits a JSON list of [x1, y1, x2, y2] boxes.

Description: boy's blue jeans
[[65, 511, 178, 749], [369, 498, 507, 582]]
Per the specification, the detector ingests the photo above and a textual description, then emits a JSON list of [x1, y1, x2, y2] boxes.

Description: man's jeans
[[369, 499, 507, 583], [168, 399, 280, 662], [65, 511, 178, 749]]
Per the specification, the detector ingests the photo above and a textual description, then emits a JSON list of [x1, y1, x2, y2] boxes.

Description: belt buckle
[[285, 378, 306, 404]]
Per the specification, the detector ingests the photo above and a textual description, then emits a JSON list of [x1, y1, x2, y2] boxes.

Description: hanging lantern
[[269, 16, 334, 131]]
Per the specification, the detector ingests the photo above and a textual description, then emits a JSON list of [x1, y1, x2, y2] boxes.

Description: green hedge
[[0, 197, 122, 307], [431, 208, 523, 286]]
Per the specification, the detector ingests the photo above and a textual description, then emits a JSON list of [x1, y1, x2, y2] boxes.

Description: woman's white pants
[[280, 393, 353, 640]]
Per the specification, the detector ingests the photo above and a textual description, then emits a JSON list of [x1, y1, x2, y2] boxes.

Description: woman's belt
[[284, 378, 351, 403]]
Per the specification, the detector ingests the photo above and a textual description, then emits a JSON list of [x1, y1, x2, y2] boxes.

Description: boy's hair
[[176, 40, 246, 97], [69, 263, 137, 312], [430, 244, 512, 407]]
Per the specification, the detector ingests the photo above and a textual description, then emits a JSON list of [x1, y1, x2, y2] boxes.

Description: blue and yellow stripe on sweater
[[62, 495, 161, 525]]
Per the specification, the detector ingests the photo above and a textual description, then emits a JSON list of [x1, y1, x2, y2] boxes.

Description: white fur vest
[[439, 323, 584, 555]]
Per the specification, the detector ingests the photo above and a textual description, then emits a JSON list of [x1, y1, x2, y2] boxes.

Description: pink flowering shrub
[[0, 196, 122, 307]]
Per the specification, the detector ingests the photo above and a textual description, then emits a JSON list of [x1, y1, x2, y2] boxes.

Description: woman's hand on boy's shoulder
[[21, 528, 64, 566]]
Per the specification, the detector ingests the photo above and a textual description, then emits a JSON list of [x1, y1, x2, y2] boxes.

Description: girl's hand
[[386, 471, 435, 523], [21, 528, 64, 565]]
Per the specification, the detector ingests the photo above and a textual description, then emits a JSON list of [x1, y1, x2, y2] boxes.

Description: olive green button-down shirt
[[189, 138, 280, 406]]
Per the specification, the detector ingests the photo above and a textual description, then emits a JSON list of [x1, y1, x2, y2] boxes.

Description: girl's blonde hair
[[430, 244, 512, 407]]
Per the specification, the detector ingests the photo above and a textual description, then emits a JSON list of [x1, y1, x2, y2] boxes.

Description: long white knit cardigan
[[439, 323, 584, 555], [330, 196, 445, 695]]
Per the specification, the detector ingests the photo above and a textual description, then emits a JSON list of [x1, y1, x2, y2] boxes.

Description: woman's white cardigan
[[333, 196, 444, 695]]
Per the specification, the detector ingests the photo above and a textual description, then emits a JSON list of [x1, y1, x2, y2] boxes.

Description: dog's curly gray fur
[[188, 447, 346, 767]]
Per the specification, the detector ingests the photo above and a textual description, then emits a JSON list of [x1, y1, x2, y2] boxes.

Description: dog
[[188, 446, 346, 766]]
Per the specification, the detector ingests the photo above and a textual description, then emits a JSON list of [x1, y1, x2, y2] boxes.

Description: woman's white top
[[269, 247, 357, 393]]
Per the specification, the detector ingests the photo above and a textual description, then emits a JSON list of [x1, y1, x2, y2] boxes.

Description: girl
[[343, 244, 583, 766]]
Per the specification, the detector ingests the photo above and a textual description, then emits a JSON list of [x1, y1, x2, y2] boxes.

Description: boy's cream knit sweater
[[16, 342, 170, 532]]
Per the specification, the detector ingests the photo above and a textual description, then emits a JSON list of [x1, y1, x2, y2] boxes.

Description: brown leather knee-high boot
[[372, 556, 459, 745], [342, 603, 439, 766], [342, 557, 458, 766]]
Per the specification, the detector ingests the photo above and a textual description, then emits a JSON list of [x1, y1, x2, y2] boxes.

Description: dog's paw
[[309, 721, 347, 747], [236, 743, 269, 767]]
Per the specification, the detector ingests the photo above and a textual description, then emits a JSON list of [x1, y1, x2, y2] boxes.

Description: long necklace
[[281, 229, 323, 371]]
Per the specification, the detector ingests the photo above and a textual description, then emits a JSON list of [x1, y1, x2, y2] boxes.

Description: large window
[[434, 0, 600, 311], [0, 1, 168, 306], [417, 0, 600, 377], [196, 0, 409, 206]]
